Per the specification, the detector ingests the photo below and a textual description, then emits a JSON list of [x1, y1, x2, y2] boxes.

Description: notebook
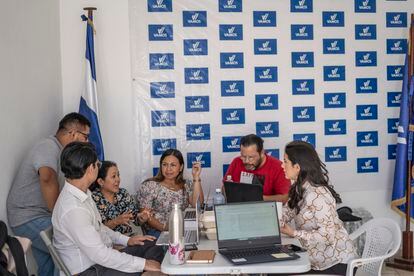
[[214, 201, 299, 265], [223, 181, 263, 203], [156, 197, 201, 246]]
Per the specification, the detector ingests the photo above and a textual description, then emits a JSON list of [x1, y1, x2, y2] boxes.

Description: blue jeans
[[146, 228, 161, 238], [12, 216, 56, 276]]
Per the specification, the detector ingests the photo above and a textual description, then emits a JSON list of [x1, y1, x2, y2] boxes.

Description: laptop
[[156, 198, 201, 246], [223, 181, 263, 203], [214, 201, 299, 265]]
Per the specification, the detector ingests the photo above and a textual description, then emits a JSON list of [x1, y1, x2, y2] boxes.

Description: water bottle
[[213, 188, 226, 205], [168, 203, 185, 265]]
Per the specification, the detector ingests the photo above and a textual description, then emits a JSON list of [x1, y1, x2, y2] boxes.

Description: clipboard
[[186, 250, 215, 264]]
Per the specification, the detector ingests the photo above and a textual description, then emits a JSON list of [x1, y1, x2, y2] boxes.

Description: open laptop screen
[[214, 201, 281, 248]]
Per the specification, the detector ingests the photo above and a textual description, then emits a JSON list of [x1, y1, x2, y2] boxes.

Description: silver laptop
[[215, 201, 299, 265], [156, 198, 200, 246]]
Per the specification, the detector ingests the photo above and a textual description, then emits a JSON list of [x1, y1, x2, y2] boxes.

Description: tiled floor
[[382, 265, 414, 276]]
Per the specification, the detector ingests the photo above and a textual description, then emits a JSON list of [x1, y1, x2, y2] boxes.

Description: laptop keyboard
[[184, 210, 196, 219], [226, 246, 289, 259]]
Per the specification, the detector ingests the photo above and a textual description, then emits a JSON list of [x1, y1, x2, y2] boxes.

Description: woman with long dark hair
[[136, 149, 204, 237], [281, 141, 356, 275]]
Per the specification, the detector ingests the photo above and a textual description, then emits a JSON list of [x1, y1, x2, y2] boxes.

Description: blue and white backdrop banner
[[129, 0, 413, 196]]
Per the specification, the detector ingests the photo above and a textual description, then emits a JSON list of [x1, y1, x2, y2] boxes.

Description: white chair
[[39, 227, 71, 276], [346, 218, 401, 276]]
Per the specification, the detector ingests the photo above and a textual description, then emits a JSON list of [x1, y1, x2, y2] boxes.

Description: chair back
[[40, 227, 71, 276], [350, 218, 401, 276]]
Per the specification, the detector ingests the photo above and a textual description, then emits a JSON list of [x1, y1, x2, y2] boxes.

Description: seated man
[[52, 142, 163, 275], [223, 134, 290, 202], [7, 112, 91, 276]]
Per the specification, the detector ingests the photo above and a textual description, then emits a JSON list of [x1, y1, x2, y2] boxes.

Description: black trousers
[[78, 240, 164, 276]]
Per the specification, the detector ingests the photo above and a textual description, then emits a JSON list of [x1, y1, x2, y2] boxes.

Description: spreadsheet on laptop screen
[[215, 202, 280, 241]]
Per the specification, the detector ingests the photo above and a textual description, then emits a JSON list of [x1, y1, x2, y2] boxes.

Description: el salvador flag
[[79, 14, 104, 160], [391, 53, 414, 221]]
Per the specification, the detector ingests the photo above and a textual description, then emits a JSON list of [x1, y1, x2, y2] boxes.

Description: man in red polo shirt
[[223, 134, 290, 202]]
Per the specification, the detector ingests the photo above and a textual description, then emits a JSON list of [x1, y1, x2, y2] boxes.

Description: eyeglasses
[[77, 130, 89, 141]]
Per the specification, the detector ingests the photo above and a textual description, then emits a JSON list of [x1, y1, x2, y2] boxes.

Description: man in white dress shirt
[[52, 142, 163, 275]]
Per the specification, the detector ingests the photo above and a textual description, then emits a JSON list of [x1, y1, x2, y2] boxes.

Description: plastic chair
[[346, 218, 401, 276], [39, 227, 71, 276]]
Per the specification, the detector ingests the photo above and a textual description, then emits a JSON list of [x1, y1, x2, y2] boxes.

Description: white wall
[[0, 0, 62, 224], [60, 0, 137, 193], [58, 0, 413, 228]]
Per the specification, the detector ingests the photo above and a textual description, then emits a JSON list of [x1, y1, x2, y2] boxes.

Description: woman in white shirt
[[280, 141, 356, 275]]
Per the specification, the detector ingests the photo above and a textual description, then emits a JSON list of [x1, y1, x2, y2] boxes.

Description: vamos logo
[[292, 106, 315, 122], [291, 52, 314, 67], [184, 67, 209, 84], [355, 51, 377, 67], [149, 53, 174, 70], [220, 52, 244, 68], [323, 66, 345, 81], [357, 131, 378, 147], [323, 39, 345, 54], [255, 67, 278, 82], [386, 12, 407, 28], [388, 144, 397, 160], [219, 0, 242, 12], [387, 92, 402, 107], [324, 120, 346, 135], [253, 11, 276, 27], [322, 11, 345, 27], [256, 122, 279, 137], [357, 158, 378, 173], [355, 0, 376, 13], [147, 0, 172, 12], [387, 65, 404, 81], [292, 79, 315, 95], [324, 93, 346, 108], [150, 82, 175, 98], [355, 24, 376, 40], [325, 146, 347, 162], [222, 136, 242, 152], [265, 149, 280, 159], [221, 80, 244, 97], [186, 124, 211, 140], [388, 118, 399, 134], [291, 24, 313, 40], [386, 39, 407, 54], [187, 152, 211, 168], [356, 105, 378, 120], [148, 25, 173, 41], [183, 39, 208, 56], [293, 133, 316, 147], [291, 0, 313, 12], [255, 94, 278, 110], [356, 78, 377, 94], [183, 11, 207, 27], [152, 138, 177, 155], [219, 24, 243, 40], [185, 96, 209, 112], [151, 110, 176, 127], [254, 39, 277, 55], [221, 108, 245, 124]]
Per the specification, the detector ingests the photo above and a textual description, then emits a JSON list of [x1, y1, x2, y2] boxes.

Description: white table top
[[161, 236, 311, 275]]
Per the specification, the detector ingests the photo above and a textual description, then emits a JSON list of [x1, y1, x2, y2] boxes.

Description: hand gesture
[[192, 161, 202, 179], [115, 211, 134, 226], [280, 223, 295, 237], [127, 235, 156, 246], [137, 208, 152, 223], [144, 260, 161, 272]]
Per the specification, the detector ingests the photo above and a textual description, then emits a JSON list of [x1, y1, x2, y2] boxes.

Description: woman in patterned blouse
[[280, 141, 356, 275], [136, 149, 204, 238], [91, 161, 151, 235]]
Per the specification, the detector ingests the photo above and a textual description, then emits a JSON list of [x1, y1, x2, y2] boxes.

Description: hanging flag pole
[[388, 13, 414, 272], [79, 7, 105, 160]]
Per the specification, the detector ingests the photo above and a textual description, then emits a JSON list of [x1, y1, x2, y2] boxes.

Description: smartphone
[[283, 244, 307, 253]]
